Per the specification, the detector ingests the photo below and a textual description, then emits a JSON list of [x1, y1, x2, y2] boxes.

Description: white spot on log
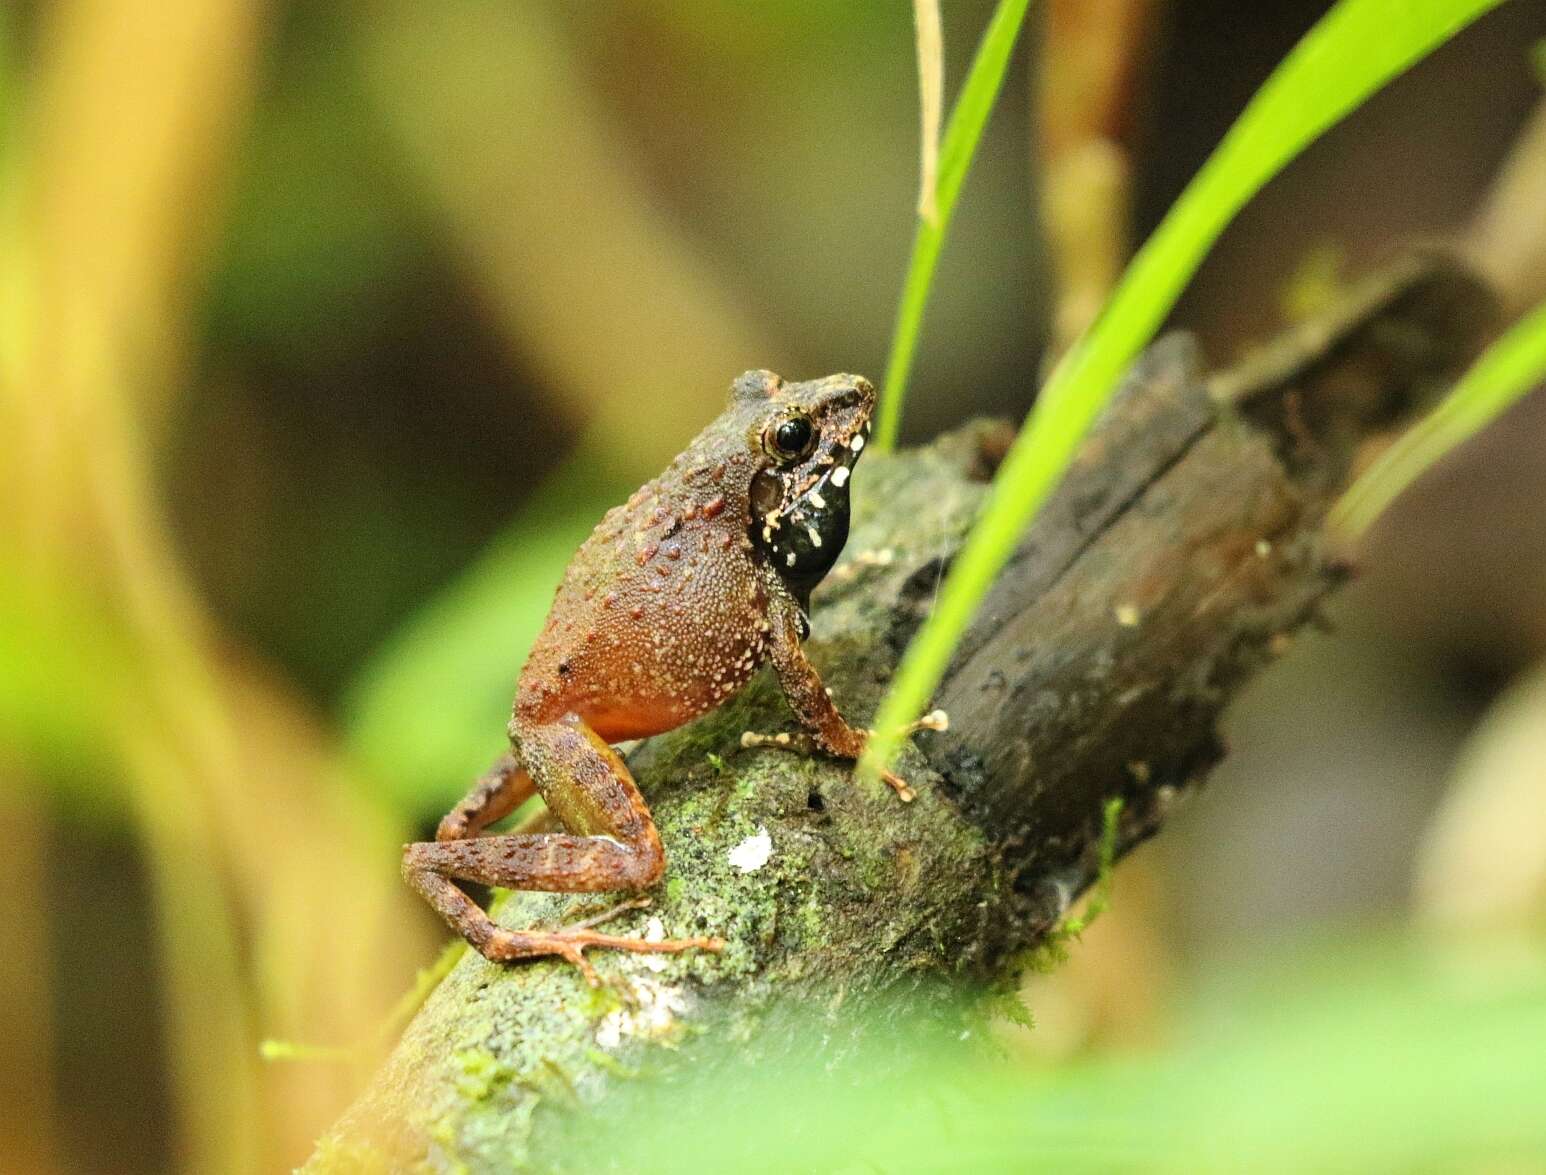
[[728, 827, 773, 873], [594, 976, 689, 1048], [640, 916, 669, 972]]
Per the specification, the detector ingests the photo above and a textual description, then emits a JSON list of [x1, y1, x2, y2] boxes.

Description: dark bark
[[935, 252, 1494, 914]]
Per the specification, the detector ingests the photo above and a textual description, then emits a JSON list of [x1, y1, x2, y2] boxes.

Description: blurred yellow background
[[2, 2, 1545, 1171]]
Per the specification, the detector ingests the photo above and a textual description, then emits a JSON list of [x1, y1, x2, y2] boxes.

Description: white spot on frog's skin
[[849, 432, 865, 452], [786, 551, 796, 567], [831, 466, 849, 487], [728, 826, 773, 873], [807, 526, 822, 548], [807, 490, 826, 509]]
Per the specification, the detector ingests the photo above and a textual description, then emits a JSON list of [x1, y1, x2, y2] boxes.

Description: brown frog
[[403, 370, 942, 983]]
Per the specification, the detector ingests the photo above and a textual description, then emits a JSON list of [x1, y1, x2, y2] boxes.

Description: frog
[[403, 370, 944, 984]]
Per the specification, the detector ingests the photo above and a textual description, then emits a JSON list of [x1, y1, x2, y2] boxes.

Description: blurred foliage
[[0, 3, 437, 1170], [345, 439, 636, 810], [557, 931, 1546, 1172], [1416, 657, 1546, 930], [2, 1, 1544, 1171]]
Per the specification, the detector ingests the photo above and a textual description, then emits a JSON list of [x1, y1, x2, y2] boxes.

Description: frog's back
[[515, 447, 772, 742]]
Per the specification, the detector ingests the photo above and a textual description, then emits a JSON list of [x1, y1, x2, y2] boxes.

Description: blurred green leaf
[[0, 7, 14, 162], [1331, 295, 1546, 542], [862, 0, 1507, 778]]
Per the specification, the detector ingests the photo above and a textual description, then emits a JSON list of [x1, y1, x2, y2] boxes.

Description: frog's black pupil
[[776, 417, 812, 455]]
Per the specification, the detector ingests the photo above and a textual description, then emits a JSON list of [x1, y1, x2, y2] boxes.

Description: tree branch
[[306, 103, 1546, 1174]]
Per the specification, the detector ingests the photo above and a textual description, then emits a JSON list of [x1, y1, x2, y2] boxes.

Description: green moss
[[451, 1048, 513, 1102], [797, 895, 825, 945]]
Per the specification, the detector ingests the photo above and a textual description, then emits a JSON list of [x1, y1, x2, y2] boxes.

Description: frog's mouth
[[750, 416, 870, 599]]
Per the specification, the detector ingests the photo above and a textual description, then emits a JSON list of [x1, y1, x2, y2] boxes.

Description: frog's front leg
[[402, 715, 723, 984], [748, 587, 945, 802]]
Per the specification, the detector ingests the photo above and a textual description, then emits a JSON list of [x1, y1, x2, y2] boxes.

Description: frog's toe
[[879, 769, 917, 803]]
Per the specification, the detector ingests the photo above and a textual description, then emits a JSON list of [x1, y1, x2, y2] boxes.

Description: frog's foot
[[861, 709, 951, 802], [560, 894, 654, 931], [484, 920, 724, 988], [740, 728, 820, 755], [740, 709, 949, 804], [738, 714, 949, 755], [893, 708, 950, 737]]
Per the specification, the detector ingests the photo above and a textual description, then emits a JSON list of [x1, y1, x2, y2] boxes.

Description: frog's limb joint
[[742, 585, 951, 805]]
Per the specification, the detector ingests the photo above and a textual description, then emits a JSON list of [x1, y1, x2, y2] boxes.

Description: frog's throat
[[753, 415, 868, 593]]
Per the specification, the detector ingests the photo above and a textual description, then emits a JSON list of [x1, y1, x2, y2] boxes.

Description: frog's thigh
[[519, 714, 656, 846], [404, 717, 720, 973]]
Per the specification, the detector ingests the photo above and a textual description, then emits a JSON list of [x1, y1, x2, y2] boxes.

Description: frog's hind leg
[[402, 716, 722, 984], [436, 752, 537, 841]]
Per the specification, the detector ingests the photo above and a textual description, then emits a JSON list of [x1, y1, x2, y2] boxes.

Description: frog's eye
[[765, 413, 815, 461]]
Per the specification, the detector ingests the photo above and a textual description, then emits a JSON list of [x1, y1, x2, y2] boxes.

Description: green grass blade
[[1330, 297, 1546, 542], [873, 0, 1034, 452], [862, 0, 1506, 778]]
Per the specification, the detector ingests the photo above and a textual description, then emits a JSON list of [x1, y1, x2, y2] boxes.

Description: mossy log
[[306, 252, 1494, 1172]]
